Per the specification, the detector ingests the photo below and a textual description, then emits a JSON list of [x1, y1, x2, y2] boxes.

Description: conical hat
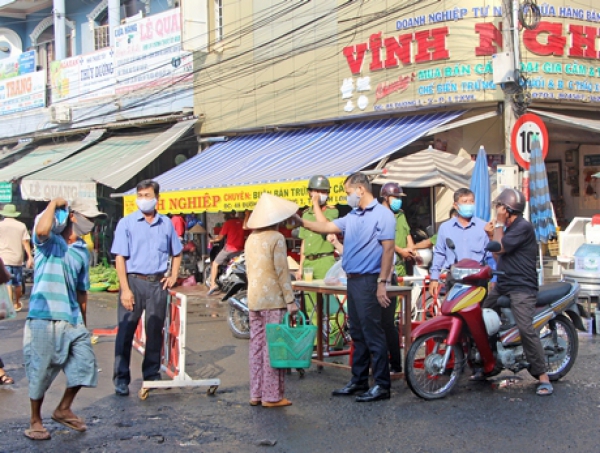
[[188, 223, 206, 234], [247, 193, 298, 229]]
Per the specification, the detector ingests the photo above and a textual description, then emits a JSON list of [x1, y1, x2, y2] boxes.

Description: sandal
[[0, 373, 14, 385], [536, 382, 553, 396], [249, 400, 261, 406], [24, 428, 51, 441], [262, 398, 292, 408], [14, 301, 22, 312]]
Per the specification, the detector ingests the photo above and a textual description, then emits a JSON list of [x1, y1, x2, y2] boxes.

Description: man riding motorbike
[[481, 188, 553, 396]]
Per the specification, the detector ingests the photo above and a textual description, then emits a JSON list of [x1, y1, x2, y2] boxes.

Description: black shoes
[[115, 383, 129, 396], [355, 385, 390, 402], [332, 381, 369, 396]]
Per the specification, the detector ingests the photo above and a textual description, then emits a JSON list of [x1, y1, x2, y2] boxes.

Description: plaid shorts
[[23, 319, 98, 400]]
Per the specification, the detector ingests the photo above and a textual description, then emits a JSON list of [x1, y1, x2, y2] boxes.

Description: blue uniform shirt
[[429, 216, 495, 280], [111, 210, 183, 275], [333, 200, 396, 274]]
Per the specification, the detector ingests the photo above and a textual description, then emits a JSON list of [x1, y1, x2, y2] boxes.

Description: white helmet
[[415, 249, 432, 267], [482, 308, 501, 336]]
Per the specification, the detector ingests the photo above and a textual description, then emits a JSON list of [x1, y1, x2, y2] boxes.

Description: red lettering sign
[[475, 22, 503, 56], [523, 21, 566, 56], [569, 25, 599, 59], [414, 27, 450, 63]]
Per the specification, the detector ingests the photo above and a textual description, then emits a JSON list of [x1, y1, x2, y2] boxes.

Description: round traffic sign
[[510, 113, 548, 169]]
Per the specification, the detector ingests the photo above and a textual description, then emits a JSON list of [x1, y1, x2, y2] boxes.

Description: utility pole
[[502, 0, 518, 167]]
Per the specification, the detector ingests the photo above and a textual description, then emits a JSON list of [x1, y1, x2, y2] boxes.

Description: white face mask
[[136, 197, 157, 214], [319, 194, 328, 205]]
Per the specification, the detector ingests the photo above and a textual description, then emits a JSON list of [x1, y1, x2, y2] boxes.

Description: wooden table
[[292, 280, 413, 371]]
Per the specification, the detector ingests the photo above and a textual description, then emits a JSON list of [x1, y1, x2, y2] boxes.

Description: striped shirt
[[28, 233, 90, 325]]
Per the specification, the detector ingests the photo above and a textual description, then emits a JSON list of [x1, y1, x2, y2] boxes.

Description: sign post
[[510, 113, 549, 170]]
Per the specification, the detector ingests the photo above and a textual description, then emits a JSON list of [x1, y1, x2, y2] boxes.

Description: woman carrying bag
[[245, 193, 299, 408], [0, 256, 15, 385]]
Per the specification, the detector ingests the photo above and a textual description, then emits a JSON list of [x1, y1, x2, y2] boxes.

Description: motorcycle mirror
[[486, 241, 501, 253]]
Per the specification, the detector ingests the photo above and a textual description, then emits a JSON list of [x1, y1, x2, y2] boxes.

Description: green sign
[[0, 182, 12, 203]]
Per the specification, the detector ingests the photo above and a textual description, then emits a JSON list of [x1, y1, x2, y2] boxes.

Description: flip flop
[[536, 382, 553, 396], [0, 374, 14, 385], [14, 301, 22, 312], [249, 400, 261, 406], [23, 428, 51, 441], [469, 370, 487, 382], [262, 398, 292, 408], [51, 415, 87, 432]]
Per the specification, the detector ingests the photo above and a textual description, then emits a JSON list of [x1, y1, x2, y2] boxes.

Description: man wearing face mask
[[429, 188, 495, 298], [297, 175, 340, 345], [379, 182, 414, 375], [111, 179, 182, 397], [295, 172, 396, 402], [23, 197, 105, 440]]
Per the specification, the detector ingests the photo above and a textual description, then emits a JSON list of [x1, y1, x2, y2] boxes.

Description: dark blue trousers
[[347, 274, 391, 389], [113, 275, 168, 385]]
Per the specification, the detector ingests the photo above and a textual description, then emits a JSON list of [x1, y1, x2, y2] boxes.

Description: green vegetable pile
[[90, 264, 120, 291]]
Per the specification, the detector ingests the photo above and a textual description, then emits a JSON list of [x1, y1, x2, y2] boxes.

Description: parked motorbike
[[221, 254, 249, 339], [405, 239, 587, 400], [203, 244, 242, 292]]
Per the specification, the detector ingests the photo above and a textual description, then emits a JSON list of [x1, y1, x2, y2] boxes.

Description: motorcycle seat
[[495, 282, 572, 308]]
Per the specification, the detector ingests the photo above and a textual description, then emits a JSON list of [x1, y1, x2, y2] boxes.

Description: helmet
[[495, 188, 526, 214], [380, 182, 406, 198], [482, 308, 501, 336], [308, 175, 330, 191], [415, 249, 432, 267]]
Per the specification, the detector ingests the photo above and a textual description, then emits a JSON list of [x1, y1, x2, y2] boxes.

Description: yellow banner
[[123, 177, 348, 215]]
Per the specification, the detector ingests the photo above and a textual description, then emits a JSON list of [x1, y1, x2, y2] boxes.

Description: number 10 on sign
[[510, 113, 549, 170]]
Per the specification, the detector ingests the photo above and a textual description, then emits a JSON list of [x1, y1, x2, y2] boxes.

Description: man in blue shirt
[[111, 180, 182, 396], [297, 173, 396, 402], [429, 188, 494, 297], [23, 197, 105, 440]]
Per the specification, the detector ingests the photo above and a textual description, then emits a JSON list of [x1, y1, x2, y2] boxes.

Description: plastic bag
[[324, 260, 346, 286], [0, 284, 16, 320]]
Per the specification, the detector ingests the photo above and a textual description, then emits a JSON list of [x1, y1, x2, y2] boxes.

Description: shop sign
[[113, 8, 193, 95], [0, 50, 36, 80], [338, 1, 600, 115], [0, 71, 46, 116], [0, 182, 12, 203], [123, 177, 349, 215], [50, 48, 115, 104], [20, 179, 96, 202], [510, 113, 549, 170]]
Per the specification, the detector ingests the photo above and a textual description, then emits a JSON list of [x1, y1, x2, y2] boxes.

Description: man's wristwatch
[[377, 278, 389, 284], [495, 222, 505, 228]]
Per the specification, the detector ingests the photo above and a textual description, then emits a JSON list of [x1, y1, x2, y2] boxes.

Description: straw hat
[[247, 193, 298, 229], [188, 223, 206, 234], [0, 204, 20, 217]]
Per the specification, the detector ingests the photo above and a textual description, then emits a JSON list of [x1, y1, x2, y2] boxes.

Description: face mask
[[346, 191, 361, 209], [319, 194, 328, 205], [457, 204, 475, 219], [390, 199, 403, 213], [137, 197, 157, 214], [73, 212, 95, 237], [54, 208, 69, 234]]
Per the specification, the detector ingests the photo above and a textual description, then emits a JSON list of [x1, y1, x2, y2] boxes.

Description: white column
[[108, 0, 121, 46], [53, 0, 67, 60]]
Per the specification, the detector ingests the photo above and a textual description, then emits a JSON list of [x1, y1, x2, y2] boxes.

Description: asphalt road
[[1, 289, 599, 453]]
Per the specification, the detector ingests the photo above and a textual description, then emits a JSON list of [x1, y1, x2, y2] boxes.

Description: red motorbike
[[405, 240, 587, 400]]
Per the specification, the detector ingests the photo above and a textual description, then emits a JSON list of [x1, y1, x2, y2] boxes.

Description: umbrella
[[529, 136, 557, 284], [469, 145, 491, 221]]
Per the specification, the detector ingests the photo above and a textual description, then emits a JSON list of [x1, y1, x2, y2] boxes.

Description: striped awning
[[21, 120, 195, 201], [529, 109, 600, 134], [373, 146, 475, 192], [0, 130, 105, 183]]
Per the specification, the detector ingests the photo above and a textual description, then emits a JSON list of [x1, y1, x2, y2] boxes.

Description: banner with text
[[0, 71, 46, 116], [123, 177, 349, 215], [0, 50, 36, 80], [21, 179, 97, 202]]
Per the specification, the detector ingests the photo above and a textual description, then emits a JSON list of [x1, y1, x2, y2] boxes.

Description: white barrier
[[133, 290, 220, 399]]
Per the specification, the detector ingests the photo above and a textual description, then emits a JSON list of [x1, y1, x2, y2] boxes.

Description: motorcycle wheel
[[540, 314, 578, 381], [227, 292, 250, 340], [405, 330, 464, 400]]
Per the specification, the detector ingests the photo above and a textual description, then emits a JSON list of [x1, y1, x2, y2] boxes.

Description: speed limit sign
[[510, 113, 548, 169]]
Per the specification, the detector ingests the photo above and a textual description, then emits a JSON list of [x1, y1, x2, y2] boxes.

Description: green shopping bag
[[266, 312, 317, 369]]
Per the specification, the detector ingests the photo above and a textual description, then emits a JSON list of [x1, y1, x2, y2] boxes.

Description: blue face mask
[[457, 203, 475, 219], [346, 191, 361, 209], [390, 198, 403, 213]]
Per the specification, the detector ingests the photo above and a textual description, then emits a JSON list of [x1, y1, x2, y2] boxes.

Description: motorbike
[[405, 239, 588, 400], [221, 254, 250, 339]]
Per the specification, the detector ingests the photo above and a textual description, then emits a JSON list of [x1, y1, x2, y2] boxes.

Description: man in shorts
[[207, 212, 245, 295], [23, 197, 106, 441], [0, 204, 33, 312]]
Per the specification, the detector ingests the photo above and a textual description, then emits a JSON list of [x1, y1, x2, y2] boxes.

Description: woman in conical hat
[[245, 193, 299, 408]]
